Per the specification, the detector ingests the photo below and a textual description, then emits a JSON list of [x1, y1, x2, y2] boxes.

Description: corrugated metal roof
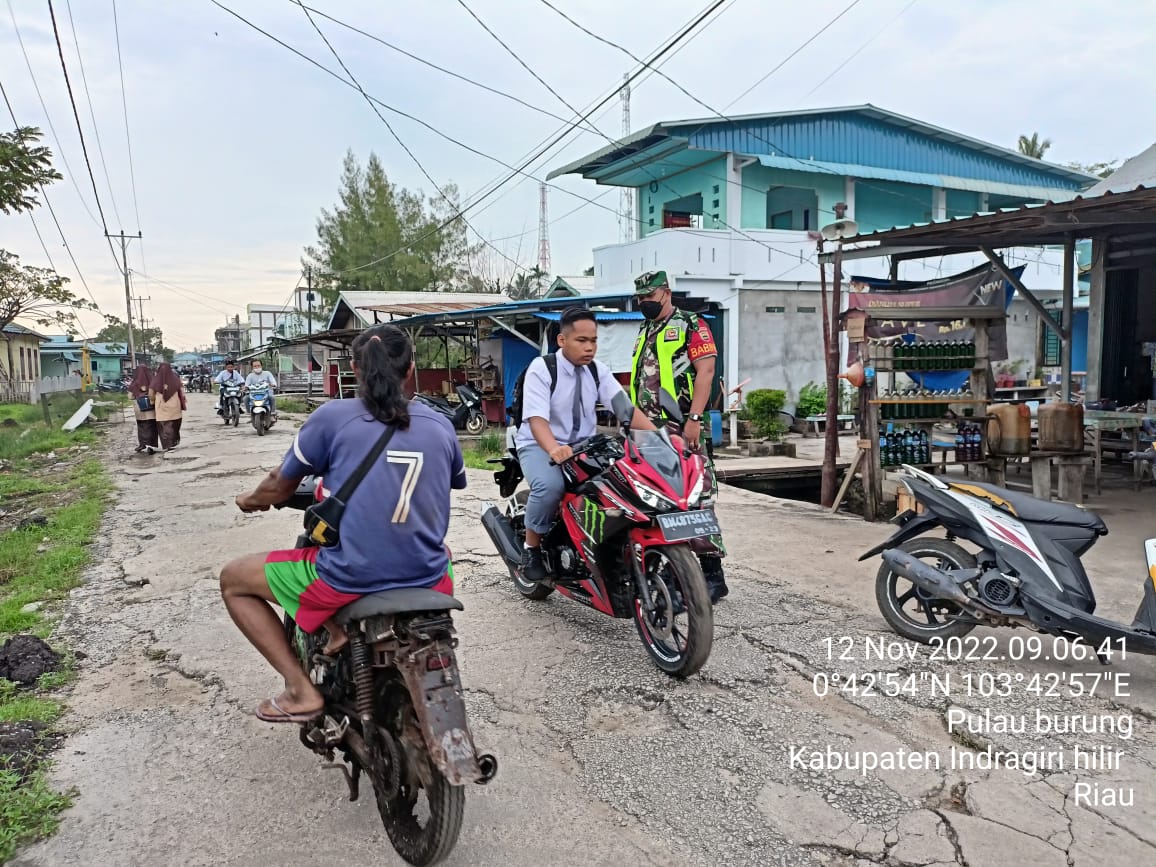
[[838, 185, 1156, 249], [533, 311, 643, 322], [551, 104, 1094, 191], [755, 155, 1081, 201], [361, 300, 495, 317], [1085, 142, 1156, 195], [2, 323, 47, 340]]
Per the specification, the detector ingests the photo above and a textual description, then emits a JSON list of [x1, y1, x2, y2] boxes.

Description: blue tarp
[[501, 336, 541, 414]]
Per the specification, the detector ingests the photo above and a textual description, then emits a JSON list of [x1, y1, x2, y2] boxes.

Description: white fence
[[0, 374, 83, 404]]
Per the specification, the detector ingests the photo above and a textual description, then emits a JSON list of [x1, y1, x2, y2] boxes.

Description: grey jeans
[[518, 441, 567, 535]]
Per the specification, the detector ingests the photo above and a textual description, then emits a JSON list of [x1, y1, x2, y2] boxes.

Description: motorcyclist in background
[[214, 360, 245, 415], [245, 359, 279, 418]]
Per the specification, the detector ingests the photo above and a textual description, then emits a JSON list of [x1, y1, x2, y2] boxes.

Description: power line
[[208, 0, 725, 275], [293, 1, 526, 275], [796, 0, 921, 104], [0, 76, 101, 316], [723, 0, 864, 111], [452, 0, 603, 140], [110, 0, 147, 287], [460, 2, 815, 268], [61, 0, 125, 229], [6, 0, 101, 227], [45, 0, 123, 274], [295, 3, 577, 127]]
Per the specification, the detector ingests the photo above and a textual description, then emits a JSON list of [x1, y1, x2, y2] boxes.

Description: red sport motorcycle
[[481, 395, 718, 677]]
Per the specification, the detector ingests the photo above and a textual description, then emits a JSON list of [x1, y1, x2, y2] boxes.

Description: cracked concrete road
[[12, 393, 1156, 866]]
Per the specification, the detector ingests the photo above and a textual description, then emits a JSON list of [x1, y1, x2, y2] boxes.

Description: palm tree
[[1017, 132, 1052, 160]]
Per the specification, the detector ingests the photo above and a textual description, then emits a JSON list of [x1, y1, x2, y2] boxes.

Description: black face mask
[[640, 300, 664, 320]]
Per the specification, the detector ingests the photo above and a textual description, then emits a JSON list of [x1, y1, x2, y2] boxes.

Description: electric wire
[[796, 0, 921, 104], [61, 0, 125, 229], [6, 0, 101, 228], [293, 1, 526, 274], [1, 76, 102, 316], [457, 1, 816, 268], [45, 0, 124, 274], [110, 0, 149, 286], [451, 0, 604, 140], [294, 3, 577, 127], [723, 0, 863, 111], [208, 0, 727, 275]]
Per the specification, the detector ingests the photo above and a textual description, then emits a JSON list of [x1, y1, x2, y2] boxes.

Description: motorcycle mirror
[[658, 390, 683, 425]]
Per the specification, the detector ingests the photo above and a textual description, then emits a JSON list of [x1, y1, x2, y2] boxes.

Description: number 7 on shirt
[[386, 451, 424, 523]]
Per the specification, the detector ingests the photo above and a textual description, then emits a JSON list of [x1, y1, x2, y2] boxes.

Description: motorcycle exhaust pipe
[[481, 504, 522, 569], [882, 549, 971, 607]]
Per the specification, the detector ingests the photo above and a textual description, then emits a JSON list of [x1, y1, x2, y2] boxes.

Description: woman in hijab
[[149, 362, 187, 451], [129, 363, 159, 453]]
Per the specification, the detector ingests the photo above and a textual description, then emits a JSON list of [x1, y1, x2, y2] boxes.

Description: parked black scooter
[[862, 465, 1156, 656], [414, 383, 487, 435]]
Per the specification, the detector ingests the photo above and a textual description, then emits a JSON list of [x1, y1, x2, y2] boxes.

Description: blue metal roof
[[385, 292, 635, 329], [550, 105, 1095, 192], [534, 311, 643, 322]]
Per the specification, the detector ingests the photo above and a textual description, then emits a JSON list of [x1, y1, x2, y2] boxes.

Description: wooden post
[[861, 359, 881, 522], [831, 446, 865, 513], [1086, 239, 1106, 402], [1061, 236, 1075, 401], [40, 393, 52, 427]]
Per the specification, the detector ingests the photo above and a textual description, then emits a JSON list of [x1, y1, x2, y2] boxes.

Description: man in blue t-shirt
[[219, 354, 466, 724]]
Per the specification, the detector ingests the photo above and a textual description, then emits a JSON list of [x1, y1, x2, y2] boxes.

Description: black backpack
[[507, 354, 600, 427]]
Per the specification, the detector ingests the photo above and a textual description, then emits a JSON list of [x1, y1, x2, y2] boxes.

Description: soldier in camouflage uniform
[[630, 270, 729, 603]]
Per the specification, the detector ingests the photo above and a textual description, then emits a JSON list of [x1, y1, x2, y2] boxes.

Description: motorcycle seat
[[958, 482, 1107, 532], [336, 588, 463, 624]]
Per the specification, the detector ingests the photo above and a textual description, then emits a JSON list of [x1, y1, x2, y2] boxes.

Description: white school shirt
[[515, 354, 623, 449]]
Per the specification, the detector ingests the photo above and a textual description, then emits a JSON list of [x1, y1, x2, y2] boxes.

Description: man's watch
[[687, 413, 704, 422]]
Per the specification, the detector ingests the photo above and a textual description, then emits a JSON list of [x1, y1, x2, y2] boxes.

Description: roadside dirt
[[10, 394, 1156, 866]]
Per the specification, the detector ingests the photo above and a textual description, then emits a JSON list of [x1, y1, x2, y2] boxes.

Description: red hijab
[[129, 364, 152, 396], [149, 363, 183, 402]]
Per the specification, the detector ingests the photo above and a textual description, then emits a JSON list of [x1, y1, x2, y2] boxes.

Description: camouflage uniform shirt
[[632, 309, 718, 424]]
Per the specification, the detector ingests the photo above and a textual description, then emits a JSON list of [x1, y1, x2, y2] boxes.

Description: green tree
[[0, 126, 61, 215], [1017, 132, 1052, 159], [95, 315, 171, 360], [1066, 160, 1119, 179], [0, 250, 95, 383], [303, 151, 471, 305]]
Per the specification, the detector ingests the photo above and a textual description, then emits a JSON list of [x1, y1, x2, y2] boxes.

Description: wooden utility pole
[[107, 231, 142, 367]]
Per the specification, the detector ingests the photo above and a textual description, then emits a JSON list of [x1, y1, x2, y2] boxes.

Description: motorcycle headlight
[[633, 481, 676, 512], [687, 473, 705, 507]]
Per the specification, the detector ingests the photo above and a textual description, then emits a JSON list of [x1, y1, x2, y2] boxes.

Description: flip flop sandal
[[254, 696, 323, 724]]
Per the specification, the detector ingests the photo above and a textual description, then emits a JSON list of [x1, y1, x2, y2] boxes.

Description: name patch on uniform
[[689, 341, 717, 361]]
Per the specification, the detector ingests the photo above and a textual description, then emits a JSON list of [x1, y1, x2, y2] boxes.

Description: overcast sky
[[2, 0, 1153, 350]]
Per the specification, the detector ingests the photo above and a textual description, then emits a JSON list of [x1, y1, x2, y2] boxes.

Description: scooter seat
[[336, 588, 463, 624], [958, 482, 1107, 532]]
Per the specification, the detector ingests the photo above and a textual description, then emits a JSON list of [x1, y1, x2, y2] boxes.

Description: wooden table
[[1084, 411, 1147, 493], [1028, 452, 1093, 503], [805, 414, 856, 437]]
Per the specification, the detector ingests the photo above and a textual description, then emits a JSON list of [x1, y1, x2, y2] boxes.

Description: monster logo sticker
[[580, 498, 605, 542]]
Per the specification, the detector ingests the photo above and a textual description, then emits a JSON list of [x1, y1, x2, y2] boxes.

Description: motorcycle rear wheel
[[507, 491, 553, 600], [875, 537, 977, 642], [633, 545, 713, 678], [371, 676, 464, 866]]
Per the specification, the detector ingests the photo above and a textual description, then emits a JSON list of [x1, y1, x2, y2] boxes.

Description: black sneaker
[[702, 558, 729, 604], [523, 546, 547, 583]]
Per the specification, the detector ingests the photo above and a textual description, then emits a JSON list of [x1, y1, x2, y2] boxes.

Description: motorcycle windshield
[[629, 428, 685, 497]]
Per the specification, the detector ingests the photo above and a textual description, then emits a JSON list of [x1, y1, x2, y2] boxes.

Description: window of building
[[797, 306, 816, 313], [712, 184, 720, 194], [766, 186, 818, 231], [712, 198, 719, 209], [765, 306, 785, 313]]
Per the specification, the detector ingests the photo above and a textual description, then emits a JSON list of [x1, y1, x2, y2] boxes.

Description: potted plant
[[739, 389, 796, 457]]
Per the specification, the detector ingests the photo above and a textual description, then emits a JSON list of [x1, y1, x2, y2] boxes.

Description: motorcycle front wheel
[[633, 545, 713, 678], [464, 412, 486, 435], [371, 674, 464, 867]]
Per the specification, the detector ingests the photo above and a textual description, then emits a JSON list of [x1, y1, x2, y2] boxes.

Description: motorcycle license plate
[[656, 508, 720, 542]]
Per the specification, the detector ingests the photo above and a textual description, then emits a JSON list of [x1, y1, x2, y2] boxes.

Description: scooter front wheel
[[465, 412, 487, 435], [876, 538, 977, 642]]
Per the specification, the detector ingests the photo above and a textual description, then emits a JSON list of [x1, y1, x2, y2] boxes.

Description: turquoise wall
[[945, 189, 981, 218], [739, 165, 844, 230], [639, 157, 728, 237], [853, 180, 933, 233], [91, 356, 123, 383]]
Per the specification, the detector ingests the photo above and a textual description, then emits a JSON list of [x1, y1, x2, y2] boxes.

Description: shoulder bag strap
[[332, 423, 397, 503]]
